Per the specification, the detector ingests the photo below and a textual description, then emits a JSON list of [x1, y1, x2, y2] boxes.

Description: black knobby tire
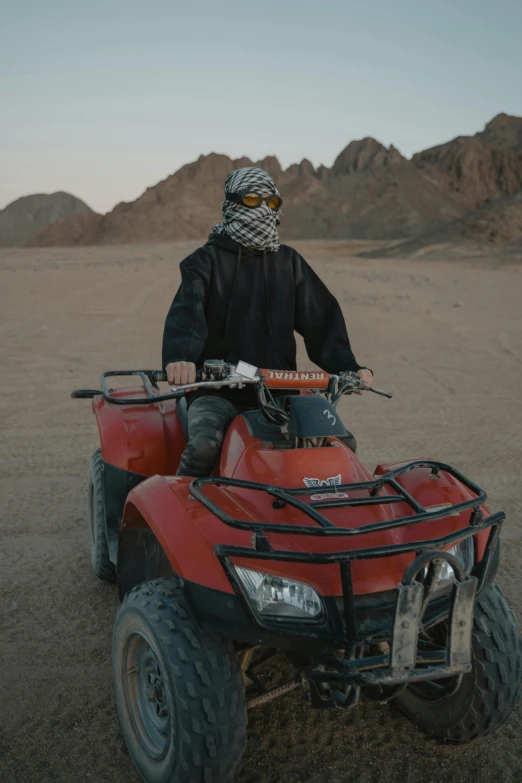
[[88, 448, 116, 582], [395, 584, 522, 742], [113, 578, 247, 783]]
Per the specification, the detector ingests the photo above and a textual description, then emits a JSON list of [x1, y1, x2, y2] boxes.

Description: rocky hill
[[412, 135, 522, 210], [477, 112, 522, 151], [0, 192, 93, 246], [28, 113, 522, 249], [26, 210, 102, 247]]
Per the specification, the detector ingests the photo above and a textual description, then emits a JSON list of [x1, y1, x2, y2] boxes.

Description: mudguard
[[119, 476, 246, 595], [374, 458, 491, 560], [92, 385, 185, 476]]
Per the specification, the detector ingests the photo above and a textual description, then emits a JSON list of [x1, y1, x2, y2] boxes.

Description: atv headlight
[[438, 537, 475, 582], [425, 537, 475, 589], [234, 567, 324, 621]]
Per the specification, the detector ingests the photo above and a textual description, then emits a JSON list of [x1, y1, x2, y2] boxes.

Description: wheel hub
[[123, 632, 173, 759]]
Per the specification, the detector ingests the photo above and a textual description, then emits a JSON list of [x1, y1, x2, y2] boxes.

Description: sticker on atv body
[[310, 491, 349, 500], [303, 474, 349, 500]]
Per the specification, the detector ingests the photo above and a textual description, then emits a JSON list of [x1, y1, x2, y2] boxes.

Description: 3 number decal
[[323, 409, 337, 426]]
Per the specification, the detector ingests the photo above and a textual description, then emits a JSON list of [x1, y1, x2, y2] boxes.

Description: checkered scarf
[[213, 167, 281, 252]]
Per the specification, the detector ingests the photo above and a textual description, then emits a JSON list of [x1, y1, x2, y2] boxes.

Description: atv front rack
[[190, 460, 504, 703], [191, 459, 500, 550]]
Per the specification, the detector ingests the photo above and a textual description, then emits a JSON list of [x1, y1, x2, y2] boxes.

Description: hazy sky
[[1, 0, 521, 213]]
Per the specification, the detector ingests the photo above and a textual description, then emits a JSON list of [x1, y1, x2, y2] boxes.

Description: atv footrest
[[309, 661, 472, 688]]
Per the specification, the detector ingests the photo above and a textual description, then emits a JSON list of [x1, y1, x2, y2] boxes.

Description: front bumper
[[182, 537, 500, 702], [184, 539, 499, 651], [185, 575, 470, 653]]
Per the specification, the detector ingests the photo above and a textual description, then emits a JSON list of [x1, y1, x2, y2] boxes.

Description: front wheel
[[113, 578, 247, 783], [394, 584, 522, 742]]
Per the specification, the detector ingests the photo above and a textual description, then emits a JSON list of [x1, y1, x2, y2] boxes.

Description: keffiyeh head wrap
[[213, 167, 281, 252]]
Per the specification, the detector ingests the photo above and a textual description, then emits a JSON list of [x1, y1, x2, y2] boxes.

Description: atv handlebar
[[148, 370, 168, 384], [155, 363, 392, 399], [71, 363, 392, 413]]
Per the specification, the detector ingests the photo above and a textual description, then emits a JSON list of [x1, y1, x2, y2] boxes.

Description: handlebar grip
[[71, 389, 102, 399], [148, 369, 203, 385], [149, 370, 168, 383]]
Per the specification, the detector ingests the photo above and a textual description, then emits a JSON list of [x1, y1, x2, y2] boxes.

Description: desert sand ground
[[0, 240, 521, 783]]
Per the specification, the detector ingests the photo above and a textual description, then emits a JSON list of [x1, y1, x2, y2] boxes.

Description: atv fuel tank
[[220, 414, 365, 487]]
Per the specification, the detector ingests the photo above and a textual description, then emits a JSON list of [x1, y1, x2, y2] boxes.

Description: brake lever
[[341, 381, 393, 399], [364, 385, 393, 399]]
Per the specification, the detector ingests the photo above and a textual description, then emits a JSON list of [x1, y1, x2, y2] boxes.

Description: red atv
[[75, 361, 521, 783]]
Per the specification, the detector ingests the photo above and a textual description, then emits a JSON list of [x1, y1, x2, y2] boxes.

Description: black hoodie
[[162, 233, 364, 407]]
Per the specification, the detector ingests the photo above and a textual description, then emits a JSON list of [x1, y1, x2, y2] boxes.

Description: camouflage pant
[[176, 396, 239, 477]]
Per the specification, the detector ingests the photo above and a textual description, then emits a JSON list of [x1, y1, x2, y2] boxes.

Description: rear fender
[[92, 387, 185, 476], [118, 476, 235, 596]]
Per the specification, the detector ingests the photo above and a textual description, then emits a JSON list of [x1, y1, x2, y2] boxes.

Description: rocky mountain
[[0, 192, 93, 246], [26, 210, 102, 247], [477, 112, 522, 151], [329, 137, 406, 176], [27, 114, 522, 249], [412, 135, 522, 210], [378, 189, 522, 254], [461, 190, 522, 245]]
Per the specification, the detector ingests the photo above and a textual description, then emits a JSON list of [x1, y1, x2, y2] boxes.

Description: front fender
[[119, 475, 235, 595], [374, 458, 492, 561]]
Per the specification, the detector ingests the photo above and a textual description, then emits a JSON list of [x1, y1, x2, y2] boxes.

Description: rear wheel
[[394, 584, 522, 742], [113, 578, 247, 783], [88, 448, 116, 582]]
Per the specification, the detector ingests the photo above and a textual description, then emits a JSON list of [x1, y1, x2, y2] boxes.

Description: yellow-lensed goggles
[[226, 191, 283, 211]]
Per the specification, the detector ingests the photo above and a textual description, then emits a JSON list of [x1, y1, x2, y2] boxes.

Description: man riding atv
[[162, 166, 373, 476], [75, 166, 521, 783]]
